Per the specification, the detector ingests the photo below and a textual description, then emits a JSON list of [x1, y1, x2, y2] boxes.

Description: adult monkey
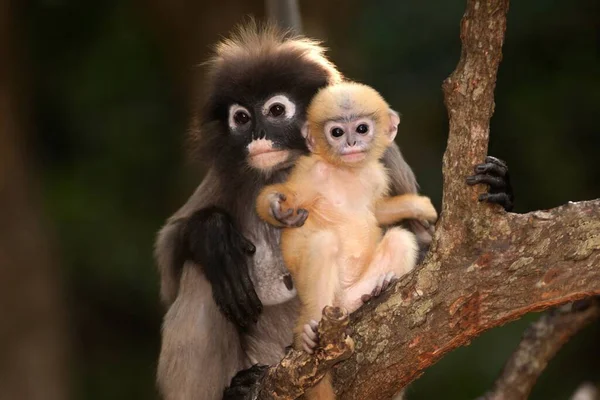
[[154, 22, 513, 400]]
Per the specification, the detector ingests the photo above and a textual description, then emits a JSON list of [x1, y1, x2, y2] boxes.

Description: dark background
[[2, 0, 598, 399]]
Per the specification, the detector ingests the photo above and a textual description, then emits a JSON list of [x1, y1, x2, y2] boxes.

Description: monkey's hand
[[466, 156, 514, 212], [301, 319, 320, 354], [223, 364, 268, 400], [268, 193, 309, 227], [183, 207, 262, 329]]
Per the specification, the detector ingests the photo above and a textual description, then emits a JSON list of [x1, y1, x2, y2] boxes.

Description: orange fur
[[256, 83, 437, 400]]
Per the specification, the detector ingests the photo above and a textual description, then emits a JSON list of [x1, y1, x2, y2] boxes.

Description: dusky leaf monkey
[[256, 82, 438, 399], [154, 21, 514, 400]]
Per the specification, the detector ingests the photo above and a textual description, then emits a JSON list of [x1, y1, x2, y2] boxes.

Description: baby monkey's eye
[[331, 127, 345, 138], [356, 124, 369, 134], [234, 111, 251, 125], [269, 104, 285, 117]]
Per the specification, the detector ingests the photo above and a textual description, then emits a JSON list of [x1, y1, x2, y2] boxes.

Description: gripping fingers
[[479, 193, 513, 210], [223, 364, 268, 400], [362, 272, 398, 304], [301, 320, 319, 354], [287, 208, 309, 227], [466, 174, 506, 190], [270, 192, 308, 227]]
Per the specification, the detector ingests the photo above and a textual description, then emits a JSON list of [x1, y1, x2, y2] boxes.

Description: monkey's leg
[[375, 194, 438, 226], [343, 228, 418, 311], [256, 184, 308, 227], [157, 263, 247, 400], [293, 231, 339, 400]]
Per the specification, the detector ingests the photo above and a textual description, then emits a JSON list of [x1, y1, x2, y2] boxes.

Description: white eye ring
[[228, 104, 251, 130], [262, 95, 296, 120]]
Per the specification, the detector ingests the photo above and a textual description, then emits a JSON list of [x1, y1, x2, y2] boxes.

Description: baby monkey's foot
[[269, 193, 308, 227], [361, 272, 398, 304], [415, 196, 438, 223], [301, 319, 319, 354]]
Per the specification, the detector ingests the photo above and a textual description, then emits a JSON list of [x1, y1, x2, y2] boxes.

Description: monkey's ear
[[387, 109, 401, 143], [301, 122, 315, 152]]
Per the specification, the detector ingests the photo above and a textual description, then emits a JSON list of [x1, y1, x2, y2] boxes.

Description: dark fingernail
[[283, 274, 294, 290], [478, 193, 488, 201], [475, 165, 486, 173]]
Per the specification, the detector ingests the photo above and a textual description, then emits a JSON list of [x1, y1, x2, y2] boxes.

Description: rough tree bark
[[255, 0, 600, 399]]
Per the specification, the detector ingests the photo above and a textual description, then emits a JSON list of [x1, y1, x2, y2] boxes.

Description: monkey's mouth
[[248, 149, 291, 170], [340, 151, 366, 163], [247, 139, 291, 170]]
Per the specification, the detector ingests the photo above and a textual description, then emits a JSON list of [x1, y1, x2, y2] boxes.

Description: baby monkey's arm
[[256, 184, 309, 228], [375, 194, 438, 226]]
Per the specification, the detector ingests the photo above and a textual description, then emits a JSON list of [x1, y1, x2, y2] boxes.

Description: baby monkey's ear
[[301, 122, 316, 152], [387, 109, 401, 143]]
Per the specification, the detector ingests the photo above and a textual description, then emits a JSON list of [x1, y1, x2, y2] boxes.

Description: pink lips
[[341, 151, 366, 162]]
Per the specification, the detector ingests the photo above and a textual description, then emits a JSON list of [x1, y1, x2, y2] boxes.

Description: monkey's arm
[[382, 143, 434, 252], [375, 194, 438, 226], [155, 171, 262, 328], [256, 183, 308, 228]]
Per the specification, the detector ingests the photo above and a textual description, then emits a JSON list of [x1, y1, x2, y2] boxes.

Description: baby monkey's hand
[[268, 193, 309, 227]]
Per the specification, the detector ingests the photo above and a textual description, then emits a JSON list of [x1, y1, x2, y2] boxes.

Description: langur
[[155, 21, 514, 400], [256, 82, 438, 399]]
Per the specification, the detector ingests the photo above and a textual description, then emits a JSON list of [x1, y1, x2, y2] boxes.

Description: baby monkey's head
[[302, 82, 400, 167]]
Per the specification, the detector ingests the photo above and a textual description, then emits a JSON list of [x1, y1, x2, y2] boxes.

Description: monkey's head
[[194, 21, 342, 177], [302, 82, 400, 167]]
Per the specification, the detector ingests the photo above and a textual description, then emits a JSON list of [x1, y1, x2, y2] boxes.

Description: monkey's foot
[[415, 196, 438, 223], [466, 156, 514, 212], [361, 272, 398, 304], [269, 193, 309, 227], [301, 319, 320, 354], [223, 364, 268, 400]]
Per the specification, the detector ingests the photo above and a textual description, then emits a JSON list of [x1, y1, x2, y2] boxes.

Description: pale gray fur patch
[[243, 297, 299, 365], [157, 264, 247, 400], [245, 223, 297, 305]]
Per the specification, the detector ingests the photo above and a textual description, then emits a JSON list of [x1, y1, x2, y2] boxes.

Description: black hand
[[183, 206, 262, 329], [223, 364, 268, 400], [466, 156, 515, 212]]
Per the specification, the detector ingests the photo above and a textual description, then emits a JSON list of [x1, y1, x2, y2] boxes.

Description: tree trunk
[[0, 1, 69, 399]]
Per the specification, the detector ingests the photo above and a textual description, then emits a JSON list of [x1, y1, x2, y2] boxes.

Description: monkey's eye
[[356, 124, 369, 134], [233, 111, 250, 125], [263, 94, 296, 119], [331, 127, 345, 138], [269, 104, 285, 117]]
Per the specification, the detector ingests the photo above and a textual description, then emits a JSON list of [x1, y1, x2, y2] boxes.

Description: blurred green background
[[2, 0, 598, 399]]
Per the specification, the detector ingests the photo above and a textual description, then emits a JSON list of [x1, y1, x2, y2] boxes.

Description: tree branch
[[480, 299, 600, 400], [254, 0, 600, 398], [257, 306, 354, 399]]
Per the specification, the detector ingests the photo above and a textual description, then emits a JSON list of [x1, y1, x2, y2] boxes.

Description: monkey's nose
[[258, 129, 267, 139]]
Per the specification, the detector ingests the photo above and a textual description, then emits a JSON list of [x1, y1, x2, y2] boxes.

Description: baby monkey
[[256, 82, 437, 399]]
